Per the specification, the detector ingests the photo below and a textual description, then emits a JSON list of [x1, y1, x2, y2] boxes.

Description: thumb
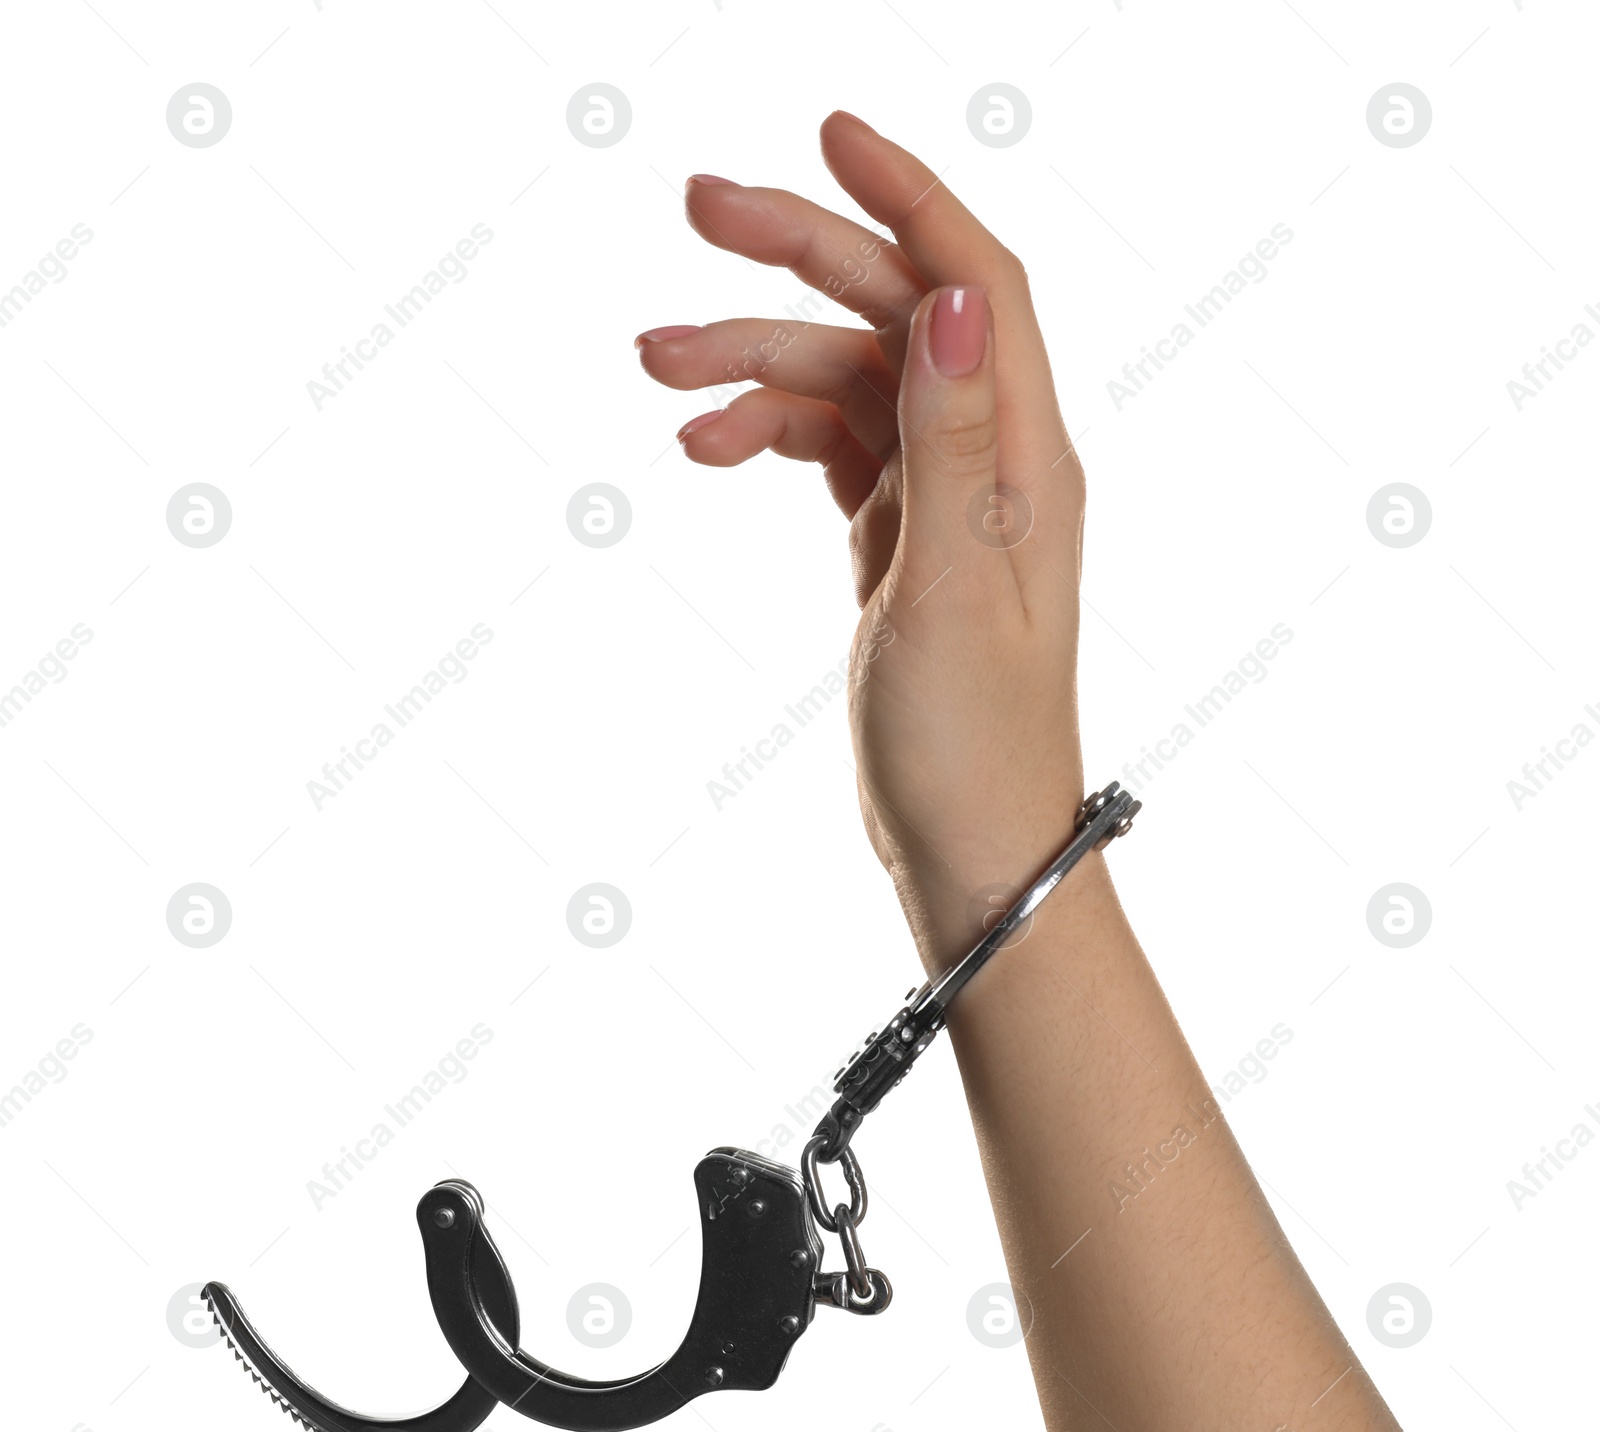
[[897, 285, 1007, 588]]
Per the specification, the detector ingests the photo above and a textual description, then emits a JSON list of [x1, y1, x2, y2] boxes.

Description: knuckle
[[861, 300, 907, 333], [934, 410, 999, 466], [818, 368, 859, 410], [995, 245, 1032, 289]]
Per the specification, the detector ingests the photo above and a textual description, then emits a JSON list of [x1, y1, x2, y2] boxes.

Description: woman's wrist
[[894, 833, 1127, 980]]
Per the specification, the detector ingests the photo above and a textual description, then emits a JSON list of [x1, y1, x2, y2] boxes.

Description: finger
[[676, 388, 883, 519], [636, 318, 900, 457], [894, 285, 1014, 609], [820, 112, 1077, 489], [684, 176, 927, 347], [848, 452, 903, 608]]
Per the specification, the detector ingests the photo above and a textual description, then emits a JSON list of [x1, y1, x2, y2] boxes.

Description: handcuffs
[[203, 783, 1139, 1432]]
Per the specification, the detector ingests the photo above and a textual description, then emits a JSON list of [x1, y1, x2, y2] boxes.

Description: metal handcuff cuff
[[202, 783, 1140, 1432]]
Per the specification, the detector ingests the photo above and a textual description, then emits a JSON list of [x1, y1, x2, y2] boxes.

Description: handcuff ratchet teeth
[[202, 1181, 519, 1432], [202, 784, 1138, 1430]]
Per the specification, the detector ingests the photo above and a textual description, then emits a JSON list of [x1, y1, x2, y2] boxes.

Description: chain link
[[801, 1135, 866, 1234], [835, 1204, 872, 1300]]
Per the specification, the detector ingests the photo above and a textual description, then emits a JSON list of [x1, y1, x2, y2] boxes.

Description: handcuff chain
[[801, 1136, 866, 1234], [803, 1134, 884, 1313]]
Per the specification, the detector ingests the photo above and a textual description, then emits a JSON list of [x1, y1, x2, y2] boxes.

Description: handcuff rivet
[[433, 1208, 455, 1229], [789, 1249, 810, 1269], [747, 1198, 767, 1218], [705, 1367, 724, 1387], [729, 1166, 750, 1186], [779, 1315, 800, 1335]]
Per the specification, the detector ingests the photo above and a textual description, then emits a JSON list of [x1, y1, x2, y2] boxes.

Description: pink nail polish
[[929, 286, 988, 378], [687, 173, 737, 187], [635, 325, 703, 348], [677, 409, 724, 441], [829, 110, 878, 135]]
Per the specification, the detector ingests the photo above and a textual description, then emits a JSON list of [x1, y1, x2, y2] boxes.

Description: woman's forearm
[[921, 855, 1399, 1429]]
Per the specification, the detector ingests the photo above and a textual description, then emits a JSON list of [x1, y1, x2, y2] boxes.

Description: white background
[[1, 1, 1594, 1429]]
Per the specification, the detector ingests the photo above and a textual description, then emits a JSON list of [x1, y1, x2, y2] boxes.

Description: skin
[[637, 111, 1402, 1431]]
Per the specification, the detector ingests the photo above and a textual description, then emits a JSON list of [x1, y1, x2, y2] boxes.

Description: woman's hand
[[638, 114, 1402, 1432], [636, 112, 1089, 969]]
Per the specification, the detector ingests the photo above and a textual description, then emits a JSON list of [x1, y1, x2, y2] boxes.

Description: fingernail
[[677, 409, 724, 441], [635, 325, 703, 348], [929, 286, 988, 378], [686, 173, 737, 188], [830, 110, 878, 135]]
